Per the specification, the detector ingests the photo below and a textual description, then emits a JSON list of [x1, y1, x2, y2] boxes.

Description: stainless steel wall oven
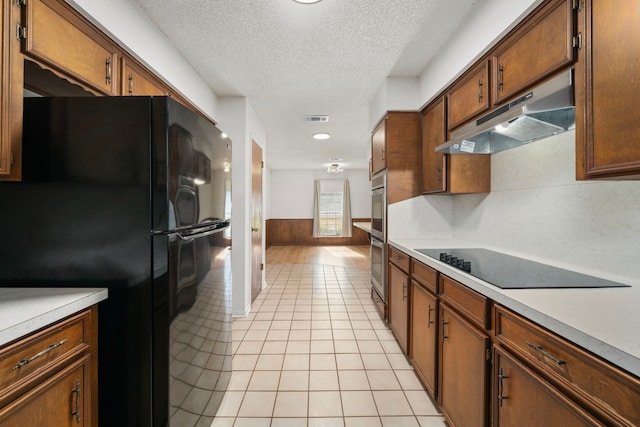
[[370, 171, 386, 301]]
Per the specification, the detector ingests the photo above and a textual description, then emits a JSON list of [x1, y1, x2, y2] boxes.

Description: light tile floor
[[211, 263, 446, 427]]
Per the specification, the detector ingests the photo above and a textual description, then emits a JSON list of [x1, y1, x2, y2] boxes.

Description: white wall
[[269, 169, 371, 219]]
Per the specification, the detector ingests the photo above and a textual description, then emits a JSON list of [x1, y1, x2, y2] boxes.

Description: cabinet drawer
[[388, 246, 410, 272], [0, 310, 90, 401], [411, 259, 438, 294], [494, 305, 640, 426], [439, 275, 490, 329]]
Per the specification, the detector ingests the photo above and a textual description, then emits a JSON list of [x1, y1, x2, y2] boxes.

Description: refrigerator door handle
[[152, 220, 230, 241]]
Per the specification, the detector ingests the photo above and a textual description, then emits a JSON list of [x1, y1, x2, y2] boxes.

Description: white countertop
[[353, 221, 372, 233], [0, 288, 108, 347], [390, 238, 640, 378]]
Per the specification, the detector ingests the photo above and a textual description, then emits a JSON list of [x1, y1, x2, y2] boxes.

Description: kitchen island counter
[[390, 238, 640, 377], [0, 288, 108, 347]]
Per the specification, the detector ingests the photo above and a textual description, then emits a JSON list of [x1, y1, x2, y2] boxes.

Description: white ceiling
[[132, 0, 483, 171]]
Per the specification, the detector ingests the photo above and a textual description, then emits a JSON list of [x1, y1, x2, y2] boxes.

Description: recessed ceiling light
[[293, 0, 322, 4], [313, 133, 331, 140]]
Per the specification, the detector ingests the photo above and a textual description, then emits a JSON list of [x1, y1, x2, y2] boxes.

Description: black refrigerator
[[0, 96, 233, 427]]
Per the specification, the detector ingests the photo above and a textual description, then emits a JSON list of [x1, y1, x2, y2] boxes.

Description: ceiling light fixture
[[327, 163, 343, 173], [313, 133, 331, 140], [292, 0, 322, 4]]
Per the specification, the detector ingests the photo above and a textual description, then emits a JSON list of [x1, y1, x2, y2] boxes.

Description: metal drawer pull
[[427, 304, 435, 327], [12, 339, 69, 370], [498, 368, 508, 407], [441, 319, 449, 341], [527, 342, 566, 365], [71, 380, 81, 423]]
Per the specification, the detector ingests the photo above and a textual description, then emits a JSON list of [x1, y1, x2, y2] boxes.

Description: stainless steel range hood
[[436, 70, 575, 154]]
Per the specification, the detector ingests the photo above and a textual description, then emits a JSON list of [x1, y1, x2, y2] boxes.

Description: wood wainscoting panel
[[267, 218, 370, 247]]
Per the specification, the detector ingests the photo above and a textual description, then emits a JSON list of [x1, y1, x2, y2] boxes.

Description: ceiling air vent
[[304, 115, 329, 123]]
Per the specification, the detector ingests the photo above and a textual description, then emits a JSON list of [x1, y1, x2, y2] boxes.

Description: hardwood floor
[[265, 245, 371, 271]]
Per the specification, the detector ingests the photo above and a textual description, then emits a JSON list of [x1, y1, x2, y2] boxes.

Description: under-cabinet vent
[[304, 115, 329, 122]]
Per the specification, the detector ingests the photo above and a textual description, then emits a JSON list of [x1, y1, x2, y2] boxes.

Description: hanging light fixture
[[327, 163, 343, 173], [292, 0, 322, 4]]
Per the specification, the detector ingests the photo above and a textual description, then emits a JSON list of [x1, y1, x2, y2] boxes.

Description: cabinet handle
[[527, 342, 566, 365], [498, 367, 509, 407], [427, 304, 435, 327], [128, 73, 134, 95], [441, 319, 449, 341], [71, 380, 81, 423], [498, 65, 504, 91], [478, 79, 483, 102], [402, 282, 408, 300], [381, 148, 385, 162], [106, 58, 112, 86], [12, 339, 69, 370]]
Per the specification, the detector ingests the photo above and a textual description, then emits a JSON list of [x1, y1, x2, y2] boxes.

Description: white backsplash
[[389, 131, 640, 285]]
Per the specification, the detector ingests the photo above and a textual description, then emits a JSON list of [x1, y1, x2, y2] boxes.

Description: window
[[318, 189, 343, 237], [313, 179, 352, 238]]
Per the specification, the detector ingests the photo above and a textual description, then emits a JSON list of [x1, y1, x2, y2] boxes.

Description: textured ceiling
[[132, 0, 482, 170]]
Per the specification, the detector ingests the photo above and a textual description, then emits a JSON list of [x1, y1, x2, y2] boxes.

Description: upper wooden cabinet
[[421, 98, 491, 195], [372, 112, 422, 204], [447, 60, 490, 131], [492, 0, 575, 105], [0, 0, 23, 180], [371, 118, 386, 174], [575, 0, 640, 180], [22, 0, 119, 96], [121, 57, 168, 96]]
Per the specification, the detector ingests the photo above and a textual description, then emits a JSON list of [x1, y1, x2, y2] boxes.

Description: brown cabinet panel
[[421, 98, 491, 194], [492, 0, 574, 105], [0, 356, 90, 427], [439, 304, 489, 427], [121, 56, 168, 96], [388, 262, 409, 354], [575, 0, 640, 179], [411, 259, 438, 294], [494, 305, 640, 426], [421, 97, 447, 193], [24, 0, 118, 95], [447, 60, 491, 130], [0, 0, 23, 180], [388, 245, 410, 273], [411, 280, 438, 398], [493, 345, 604, 427], [439, 275, 490, 330], [371, 118, 386, 174], [386, 112, 422, 204]]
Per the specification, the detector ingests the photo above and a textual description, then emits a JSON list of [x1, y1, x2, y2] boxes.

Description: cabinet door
[[422, 97, 447, 193], [121, 56, 168, 96], [388, 262, 409, 354], [492, 0, 574, 105], [0, 356, 91, 427], [493, 346, 603, 427], [575, 0, 640, 179], [24, 0, 118, 95], [371, 118, 386, 174], [447, 60, 490, 130], [0, 0, 23, 180], [439, 304, 489, 427], [410, 281, 438, 398]]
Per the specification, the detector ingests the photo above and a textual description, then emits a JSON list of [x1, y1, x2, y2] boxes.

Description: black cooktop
[[416, 248, 630, 289]]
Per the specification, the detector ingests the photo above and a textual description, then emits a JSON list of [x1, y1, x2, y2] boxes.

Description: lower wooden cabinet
[[0, 307, 98, 427], [0, 355, 91, 427], [439, 304, 490, 427], [493, 345, 603, 426], [388, 262, 409, 354], [410, 280, 438, 397]]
